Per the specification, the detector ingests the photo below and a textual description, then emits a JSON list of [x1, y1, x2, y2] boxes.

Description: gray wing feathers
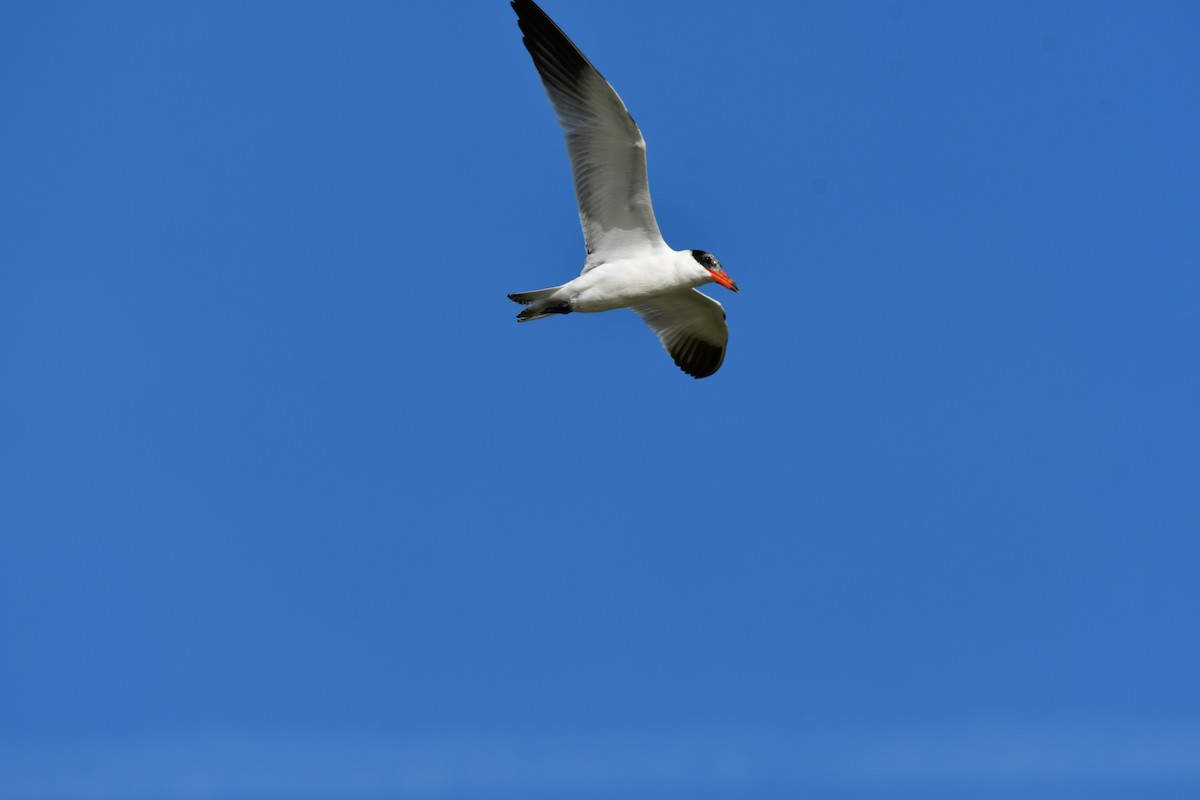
[[513, 0, 665, 264], [632, 290, 729, 379]]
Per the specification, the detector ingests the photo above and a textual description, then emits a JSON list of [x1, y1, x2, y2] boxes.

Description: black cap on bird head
[[691, 250, 739, 292]]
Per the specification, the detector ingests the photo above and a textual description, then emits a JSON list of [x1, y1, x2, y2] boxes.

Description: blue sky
[[2, 1, 1198, 797]]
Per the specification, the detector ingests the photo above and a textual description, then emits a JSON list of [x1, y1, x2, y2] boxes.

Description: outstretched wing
[[512, 0, 666, 267], [632, 290, 729, 379]]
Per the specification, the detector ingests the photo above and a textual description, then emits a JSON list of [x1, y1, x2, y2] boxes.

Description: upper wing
[[632, 290, 729, 379], [512, 0, 666, 267]]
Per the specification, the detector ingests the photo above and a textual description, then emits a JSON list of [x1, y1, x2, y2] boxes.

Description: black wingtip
[[510, 0, 558, 38], [510, 0, 598, 87], [673, 341, 726, 379]]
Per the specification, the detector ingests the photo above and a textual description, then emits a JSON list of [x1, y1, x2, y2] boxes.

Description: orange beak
[[710, 270, 739, 293]]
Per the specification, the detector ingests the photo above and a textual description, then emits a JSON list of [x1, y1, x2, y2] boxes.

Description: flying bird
[[507, 0, 739, 379]]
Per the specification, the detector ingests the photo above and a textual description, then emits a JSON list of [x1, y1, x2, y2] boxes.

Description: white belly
[[564, 257, 705, 313]]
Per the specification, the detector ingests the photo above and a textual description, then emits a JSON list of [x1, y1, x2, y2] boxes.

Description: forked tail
[[508, 286, 572, 322]]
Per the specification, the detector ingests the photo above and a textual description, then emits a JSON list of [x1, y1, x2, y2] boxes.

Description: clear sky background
[[2, 1, 1198, 798]]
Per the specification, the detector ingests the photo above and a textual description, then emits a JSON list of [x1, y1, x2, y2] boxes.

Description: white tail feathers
[[508, 286, 560, 305], [508, 286, 570, 322]]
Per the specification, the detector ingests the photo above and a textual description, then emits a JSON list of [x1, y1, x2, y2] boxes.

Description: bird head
[[691, 250, 739, 292]]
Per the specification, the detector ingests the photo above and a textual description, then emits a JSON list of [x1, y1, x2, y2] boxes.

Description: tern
[[507, 0, 739, 379]]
